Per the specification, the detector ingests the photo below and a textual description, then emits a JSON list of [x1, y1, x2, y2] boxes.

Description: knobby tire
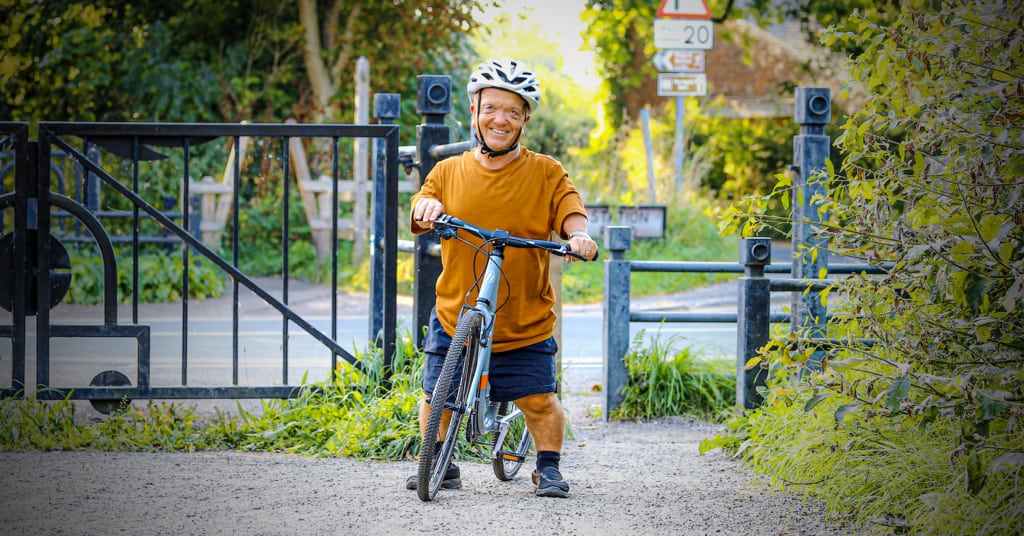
[[416, 310, 484, 501]]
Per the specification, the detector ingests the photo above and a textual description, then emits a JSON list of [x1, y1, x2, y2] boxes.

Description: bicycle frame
[[438, 222, 521, 446], [454, 237, 515, 446]]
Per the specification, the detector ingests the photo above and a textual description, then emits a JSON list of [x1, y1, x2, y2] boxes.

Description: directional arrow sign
[[657, 73, 707, 97], [653, 49, 705, 72]]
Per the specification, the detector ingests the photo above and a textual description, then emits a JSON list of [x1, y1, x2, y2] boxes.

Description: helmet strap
[[475, 92, 521, 159]]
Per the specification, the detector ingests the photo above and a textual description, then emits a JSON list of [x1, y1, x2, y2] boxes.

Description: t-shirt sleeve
[[548, 162, 588, 239], [409, 164, 445, 235]]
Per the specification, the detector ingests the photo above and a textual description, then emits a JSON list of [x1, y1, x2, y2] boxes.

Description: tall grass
[[0, 390, 243, 452], [612, 330, 735, 422], [233, 336, 423, 459], [0, 332, 487, 462]]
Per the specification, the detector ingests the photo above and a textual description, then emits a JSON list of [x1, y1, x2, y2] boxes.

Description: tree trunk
[[298, 0, 335, 123]]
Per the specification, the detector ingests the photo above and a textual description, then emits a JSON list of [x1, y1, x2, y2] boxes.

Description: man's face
[[471, 88, 530, 153]]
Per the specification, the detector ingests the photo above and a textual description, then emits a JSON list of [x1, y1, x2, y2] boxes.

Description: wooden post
[[551, 232, 563, 396], [352, 57, 370, 263], [287, 119, 332, 258], [188, 131, 248, 249]]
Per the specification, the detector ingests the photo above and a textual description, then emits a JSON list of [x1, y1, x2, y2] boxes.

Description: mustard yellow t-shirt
[[411, 148, 588, 353]]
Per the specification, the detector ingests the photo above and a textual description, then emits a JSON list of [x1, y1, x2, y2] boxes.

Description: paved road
[[6, 239, 819, 394], [3, 273, 798, 415]]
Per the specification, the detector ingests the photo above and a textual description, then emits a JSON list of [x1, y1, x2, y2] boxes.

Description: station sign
[[585, 205, 666, 239]]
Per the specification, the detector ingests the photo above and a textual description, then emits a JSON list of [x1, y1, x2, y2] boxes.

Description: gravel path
[[0, 393, 866, 535], [2, 278, 870, 534]]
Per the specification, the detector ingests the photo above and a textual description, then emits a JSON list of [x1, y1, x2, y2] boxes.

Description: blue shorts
[[422, 308, 557, 403]]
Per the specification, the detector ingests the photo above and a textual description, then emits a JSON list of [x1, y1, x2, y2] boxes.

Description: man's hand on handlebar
[[566, 232, 598, 264], [412, 198, 444, 229]]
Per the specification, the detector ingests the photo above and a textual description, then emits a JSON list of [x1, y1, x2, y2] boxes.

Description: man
[[407, 58, 597, 498]]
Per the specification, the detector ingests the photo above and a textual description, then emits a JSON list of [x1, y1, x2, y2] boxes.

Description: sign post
[[653, 0, 713, 192]]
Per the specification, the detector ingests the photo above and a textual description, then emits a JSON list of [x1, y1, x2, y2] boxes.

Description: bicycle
[[415, 213, 596, 502]]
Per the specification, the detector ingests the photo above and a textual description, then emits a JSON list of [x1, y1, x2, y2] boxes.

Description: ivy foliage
[[822, 0, 1023, 476], [580, 0, 659, 132], [713, 1, 1023, 533]]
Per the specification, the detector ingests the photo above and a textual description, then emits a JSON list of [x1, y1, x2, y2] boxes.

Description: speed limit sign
[[653, 19, 714, 50]]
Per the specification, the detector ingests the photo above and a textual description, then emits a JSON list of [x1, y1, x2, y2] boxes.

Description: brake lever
[[433, 214, 457, 239]]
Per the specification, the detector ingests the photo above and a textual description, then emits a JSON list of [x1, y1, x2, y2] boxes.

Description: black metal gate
[[0, 120, 401, 407]]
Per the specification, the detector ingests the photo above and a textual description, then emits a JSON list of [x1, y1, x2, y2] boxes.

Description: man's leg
[[516, 392, 564, 453], [418, 397, 456, 445], [516, 392, 569, 497]]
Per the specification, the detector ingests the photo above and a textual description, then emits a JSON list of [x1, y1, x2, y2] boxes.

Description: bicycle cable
[[451, 233, 513, 314]]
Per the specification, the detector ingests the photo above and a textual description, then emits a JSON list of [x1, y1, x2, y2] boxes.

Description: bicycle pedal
[[496, 451, 526, 463]]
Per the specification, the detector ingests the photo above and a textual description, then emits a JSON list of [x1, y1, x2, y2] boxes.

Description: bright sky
[[477, 0, 600, 89]]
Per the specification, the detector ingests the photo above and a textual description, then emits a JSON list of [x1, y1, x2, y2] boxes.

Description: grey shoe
[[532, 466, 569, 498], [406, 463, 462, 490]]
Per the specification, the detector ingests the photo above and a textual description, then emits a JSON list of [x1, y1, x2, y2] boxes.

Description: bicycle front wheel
[[416, 309, 484, 501], [491, 402, 533, 481]]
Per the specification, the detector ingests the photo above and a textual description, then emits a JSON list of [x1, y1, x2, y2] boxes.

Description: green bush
[[702, 380, 1023, 535], [65, 246, 226, 305]]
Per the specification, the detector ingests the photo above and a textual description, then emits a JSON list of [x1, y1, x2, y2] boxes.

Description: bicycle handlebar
[[432, 214, 599, 261]]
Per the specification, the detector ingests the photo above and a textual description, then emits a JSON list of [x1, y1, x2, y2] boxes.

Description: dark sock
[[536, 450, 560, 471]]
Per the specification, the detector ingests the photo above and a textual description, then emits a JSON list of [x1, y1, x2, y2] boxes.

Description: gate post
[[602, 226, 632, 419], [371, 93, 400, 350], [737, 237, 771, 410], [3, 124, 31, 397], [412, 75, 451, 348], [791, 87, 831, 371]]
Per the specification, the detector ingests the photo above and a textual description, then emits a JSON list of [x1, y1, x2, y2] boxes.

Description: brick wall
[[652, 19, 847, 118]]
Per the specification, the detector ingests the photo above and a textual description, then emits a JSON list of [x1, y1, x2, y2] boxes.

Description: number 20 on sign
[[653, 19, 714, 50]]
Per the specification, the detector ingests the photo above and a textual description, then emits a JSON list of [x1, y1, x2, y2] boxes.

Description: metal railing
[[601, 227, 888, 415]]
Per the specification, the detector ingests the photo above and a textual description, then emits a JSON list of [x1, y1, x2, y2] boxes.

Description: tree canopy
[[0, 0, 486, 129]]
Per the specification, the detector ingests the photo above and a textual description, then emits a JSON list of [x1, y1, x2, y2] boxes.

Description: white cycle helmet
[[466, 58, 541, 112]]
